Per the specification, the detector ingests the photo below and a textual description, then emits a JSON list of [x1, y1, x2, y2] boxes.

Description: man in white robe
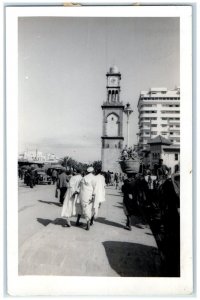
[[90, 169, 106, 225], [61, 170, 82, 227], [79, 166, 97, 230]]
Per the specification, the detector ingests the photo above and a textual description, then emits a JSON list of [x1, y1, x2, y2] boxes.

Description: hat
[[87, 166, 94, 173]]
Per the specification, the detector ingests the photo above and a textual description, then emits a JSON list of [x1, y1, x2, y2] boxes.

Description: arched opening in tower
[[106, 113, 119, 136]]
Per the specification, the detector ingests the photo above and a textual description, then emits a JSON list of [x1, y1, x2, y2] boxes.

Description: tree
[[92, 160, 102, 172], [60, 156, 89, 173], [60, 156, 102, 174]]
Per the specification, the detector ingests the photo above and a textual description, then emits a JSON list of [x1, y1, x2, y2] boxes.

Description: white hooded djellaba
[[93, 173, 106, 216], [61, 174, 82, 218], [79, 168, 97, 221]]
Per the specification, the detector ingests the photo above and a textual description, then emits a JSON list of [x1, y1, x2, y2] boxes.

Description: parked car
[[35, 171, 52, 185]]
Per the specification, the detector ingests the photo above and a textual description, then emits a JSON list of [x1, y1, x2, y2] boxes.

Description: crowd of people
[[57, 166, 106, 231], [55, 158, 177, 231], [18, 166, 38, 188], [102, 171, 125, 189], [18, 158, 179, 233]]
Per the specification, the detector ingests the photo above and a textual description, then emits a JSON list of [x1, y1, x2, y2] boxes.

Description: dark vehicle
[[36, 171, 52, 185]]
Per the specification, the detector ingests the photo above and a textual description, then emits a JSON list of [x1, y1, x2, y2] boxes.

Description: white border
[[6, 6, 193, 296]]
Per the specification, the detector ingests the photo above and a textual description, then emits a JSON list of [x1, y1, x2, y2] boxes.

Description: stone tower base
[[101, 148, 122, 173]]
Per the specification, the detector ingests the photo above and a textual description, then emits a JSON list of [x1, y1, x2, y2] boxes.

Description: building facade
[[18, 150, 58, 163], [101, 66, 124, 172], [148, 135, 180, 172], [138, 87, 180, 151]]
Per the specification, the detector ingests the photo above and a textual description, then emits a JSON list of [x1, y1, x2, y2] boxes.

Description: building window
[[141, 104, 157, 107], [141, 110, 157, 114], [161, 110, 180, 114], [175, 153, 179, 161]]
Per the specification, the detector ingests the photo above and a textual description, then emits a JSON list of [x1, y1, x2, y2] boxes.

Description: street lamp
[[124, 102, 133, 147]]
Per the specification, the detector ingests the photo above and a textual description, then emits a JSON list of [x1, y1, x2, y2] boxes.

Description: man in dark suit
[[57, 167, 68, 205]]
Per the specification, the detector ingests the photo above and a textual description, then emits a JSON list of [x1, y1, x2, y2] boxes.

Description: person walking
[[52, 169, 58, 185], [89, 169, 106, 226], [106, 171, 111, 186], [110, 172, 114, 186], [61, 169, 82, 227], [121, 173, 139, 231], [114, 172, 119, 189], [29, 167, 36, 188], [21, 168, 25, 180], [157, 159, 170, 182], [57, 167, 68, 206], [79, 167, 97, 230]]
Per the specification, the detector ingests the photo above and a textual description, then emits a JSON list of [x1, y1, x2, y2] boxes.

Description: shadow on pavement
[[37, 217, 84, 228], [37, 217, 66, 227], [37, 218, 52, 226], [95, 217, 125, 229], [103, 241, 162, 277], [113, 205, 123, 209], [38, 200, 61, 207]]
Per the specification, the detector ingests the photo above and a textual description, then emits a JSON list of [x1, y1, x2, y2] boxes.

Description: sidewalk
[[19, 186, 162, 276]]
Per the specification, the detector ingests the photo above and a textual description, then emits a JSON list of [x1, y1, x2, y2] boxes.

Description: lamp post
[[124, 102, 133, 147]]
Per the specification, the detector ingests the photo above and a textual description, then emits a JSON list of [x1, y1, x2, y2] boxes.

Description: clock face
[[109, 76, 118, 86]]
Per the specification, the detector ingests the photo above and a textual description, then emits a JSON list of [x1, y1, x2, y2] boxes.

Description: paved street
[[18, 180, 162, 276]]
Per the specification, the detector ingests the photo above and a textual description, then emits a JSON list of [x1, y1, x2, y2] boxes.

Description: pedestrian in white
[[90, 169, 106, 225], [79, 166, 97, 230], [61, 169, 82, 227]]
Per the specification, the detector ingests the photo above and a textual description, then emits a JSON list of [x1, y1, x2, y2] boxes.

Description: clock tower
[[101, 66, 124, 172]]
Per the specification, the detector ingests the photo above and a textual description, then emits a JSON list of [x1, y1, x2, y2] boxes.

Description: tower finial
[[109, 66, 119, 74]]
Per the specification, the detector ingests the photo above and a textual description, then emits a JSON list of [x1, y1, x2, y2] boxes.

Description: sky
[[18, 17, 180, 163]]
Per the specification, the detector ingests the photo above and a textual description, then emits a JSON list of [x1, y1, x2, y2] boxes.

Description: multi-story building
[[137, 87, 180, 151]]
